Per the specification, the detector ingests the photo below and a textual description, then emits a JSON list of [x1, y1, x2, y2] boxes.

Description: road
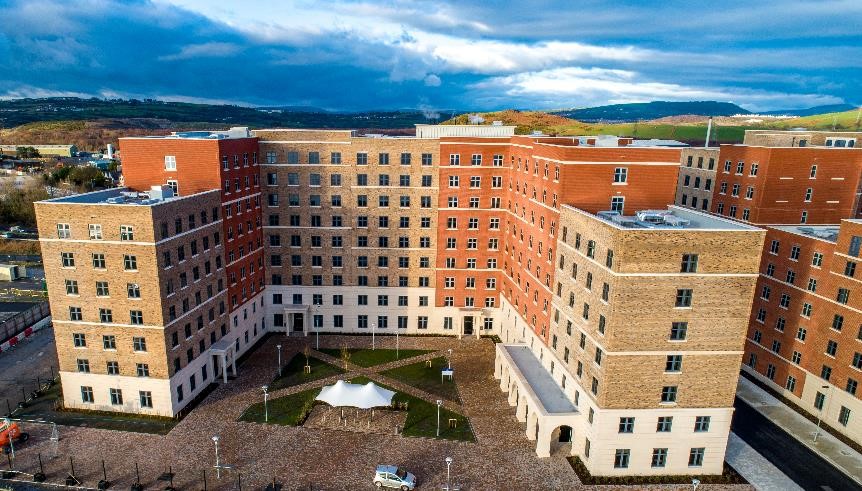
[[732, 398, 861, 491], [0, 325, 57, 409]]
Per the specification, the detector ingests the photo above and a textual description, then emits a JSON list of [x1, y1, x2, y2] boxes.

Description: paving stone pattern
[[3, 334, 751, 490]]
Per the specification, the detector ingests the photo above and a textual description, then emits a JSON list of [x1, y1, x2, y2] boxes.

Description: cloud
[[158, 42, 242, 61], [0, 0, 856, 112], [473, 67, 844, 111], [424, 74, 441, 87]]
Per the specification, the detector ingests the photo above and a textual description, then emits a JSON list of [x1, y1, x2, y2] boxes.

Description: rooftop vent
[[491, 121, 503, 126], [149, 185, 173, 201]]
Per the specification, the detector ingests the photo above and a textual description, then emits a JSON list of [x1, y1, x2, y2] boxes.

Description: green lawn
[[318, 348, 432, 368], [347, 376, 474, 442], [16, 384, 176, 435], [238, 386, 321, 426], [382, 356, 460, 403], [269, 354, 345, 391]]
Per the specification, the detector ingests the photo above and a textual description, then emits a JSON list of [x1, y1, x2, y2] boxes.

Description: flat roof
[[40, 187, 214, 206], [504, 345, 576, 414], [771, 225, 840, 243], [568, 205, 762, 231], [121, 127, 253, 140]]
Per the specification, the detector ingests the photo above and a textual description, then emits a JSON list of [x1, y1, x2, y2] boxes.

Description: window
[[810, 165, 817, 178], [613, 167, 627, 183], [675, 289, 692, 307], [689, 448, 705, 467], [88, 223, 103, 240], [57, 223, 71, 239], [164, 155, 177, 170], [837, 288, 850, 305], [76, 358, 90, 373], [665, 355, 682, 372], [838, 406, 851, 427], [65, 279, 79, 295], [610, 196, 624, 213], [133, 336, 147, 352], [61, 252, 75, 268], [618, 417, 634, 433], [140, 391, 153, 408], [694, 416, 711, 432], [109, 388, 123, 405], [613, 449, 630, 469], [124, 255, 138, 271], [681, 254, 698, 273], [657, 416, 673, 432], [130, 310, 144, 325], [661, 386, 677, 403], [120, 225, 134, 241], [95, 281, 109, 297], [81, 386, 94, 403], [652, 448, 668, 468], [670, 322, 687, 340]]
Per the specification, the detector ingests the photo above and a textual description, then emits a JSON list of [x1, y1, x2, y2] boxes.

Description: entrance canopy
[[315, 380, 395, 409]]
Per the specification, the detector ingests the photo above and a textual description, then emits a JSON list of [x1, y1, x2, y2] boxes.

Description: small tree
[[340, 345, 351, 370]]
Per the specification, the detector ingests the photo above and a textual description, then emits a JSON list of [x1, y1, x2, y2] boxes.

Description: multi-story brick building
[[674, 147, 719, 212], [495, 206, 764, 475], [744, 222, 862, 443], [703, 130, 862, 443], [38, 124, 767, 477], [35, 187, 247, 416]]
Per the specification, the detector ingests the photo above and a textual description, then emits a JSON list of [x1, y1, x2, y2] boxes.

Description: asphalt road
[[732, 398, 861, 491], [0, 325, 57, 407]]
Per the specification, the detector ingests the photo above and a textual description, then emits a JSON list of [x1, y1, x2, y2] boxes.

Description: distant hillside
[[762, 104, 857, 117], [768, 109, 862, 130], [0, 97, 442, 130], [553, 101, 749, 122], [443, 110, 581, 135]]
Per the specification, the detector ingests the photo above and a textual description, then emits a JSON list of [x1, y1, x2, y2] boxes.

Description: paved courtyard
[[2, 333, 750, 490]]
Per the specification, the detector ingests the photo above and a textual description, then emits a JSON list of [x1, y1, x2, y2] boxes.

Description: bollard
[[33, 453, 46, 482]]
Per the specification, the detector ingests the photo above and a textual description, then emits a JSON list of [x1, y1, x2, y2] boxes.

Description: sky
[[0, 0, 860, 112]]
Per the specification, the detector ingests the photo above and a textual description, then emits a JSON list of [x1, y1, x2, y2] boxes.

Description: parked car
[[373, 465, 416, 490]]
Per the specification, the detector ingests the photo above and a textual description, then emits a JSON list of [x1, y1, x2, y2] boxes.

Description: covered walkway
[[494, 344, 579, 458]]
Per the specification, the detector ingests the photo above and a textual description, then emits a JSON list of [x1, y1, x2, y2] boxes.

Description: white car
[[373, 465, 416, 490]]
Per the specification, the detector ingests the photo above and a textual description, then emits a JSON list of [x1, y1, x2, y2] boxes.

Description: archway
[[549, 425, 574, 456]]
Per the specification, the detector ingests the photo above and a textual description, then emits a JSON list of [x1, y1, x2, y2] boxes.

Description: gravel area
[[2, 334, 752, 490]]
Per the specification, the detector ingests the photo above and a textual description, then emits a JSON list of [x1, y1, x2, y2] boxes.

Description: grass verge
[[238, 386, 321, 426], [348, 376, 474, 442], [381, 356, 460, 403], [269, 354, 345, 391], [318, 348, 432, 368]]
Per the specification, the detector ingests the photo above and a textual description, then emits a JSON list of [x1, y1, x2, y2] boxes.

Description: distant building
[[675, 147, 719, 212], [0, 144, 78, 157]]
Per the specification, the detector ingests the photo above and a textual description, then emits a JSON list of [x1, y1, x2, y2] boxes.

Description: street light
[[436, 400, 442, 437], [445, 456, 453, 491], [314, 305, 320, 350], [447, 349, 453, 370], [371, 323, 376, 350], [276, 344, 283, 377], [814, 384, 831, 443], [212, 435, 221, 479], [396, 327, 399, 359], [262, 385, 269, 423]]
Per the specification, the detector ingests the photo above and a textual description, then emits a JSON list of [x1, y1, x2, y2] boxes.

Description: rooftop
[[503, 345, 577, 414], [772, 225, 841, 243], [122, 127, 253, 140], [579, 205, 761, 231], [40, 186, 197, 206]]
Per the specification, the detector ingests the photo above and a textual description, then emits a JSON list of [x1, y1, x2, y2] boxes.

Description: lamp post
[[814, 384, 831, 442], [212, 435, 221, 479], [447, 349, 452, 370], [371, 323, 376, 350], [445, 456, 453, 491], [396, 327, 399, 360], [314, 305, 320, 350], [262, 385, 269, 423], [276, 344, 282, 377], [436, 400, 442, 437]]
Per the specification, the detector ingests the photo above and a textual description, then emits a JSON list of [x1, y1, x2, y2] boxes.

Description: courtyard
[[0, 332, 750, 490]]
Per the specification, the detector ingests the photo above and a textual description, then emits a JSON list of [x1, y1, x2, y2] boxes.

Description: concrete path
[[725, 433, 803, 491], [736, 377, 862, 487]]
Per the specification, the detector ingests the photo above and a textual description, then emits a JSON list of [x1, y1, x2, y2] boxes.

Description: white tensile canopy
[[315, 380, 395, 409]]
